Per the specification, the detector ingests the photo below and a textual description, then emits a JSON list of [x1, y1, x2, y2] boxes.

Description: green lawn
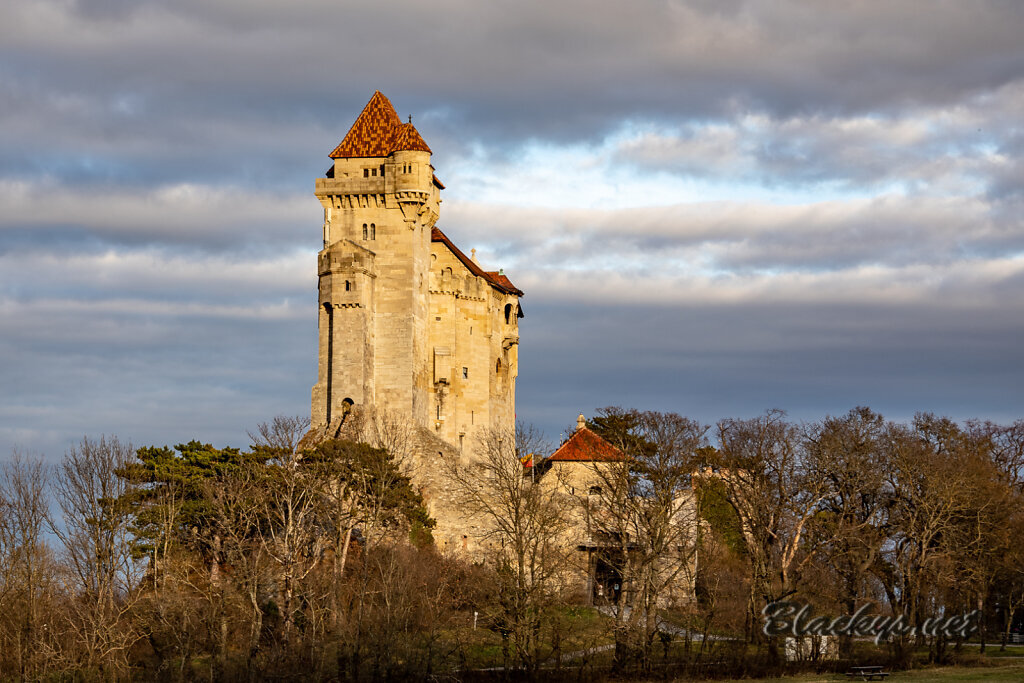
[[451, 605, 617, 668], [712, 659, 1024, 683]]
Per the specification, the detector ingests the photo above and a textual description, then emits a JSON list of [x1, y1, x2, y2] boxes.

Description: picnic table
[[844, 665, 889, 681]]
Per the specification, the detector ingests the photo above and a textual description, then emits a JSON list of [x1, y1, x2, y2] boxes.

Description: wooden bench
[[844, 665, 889, 681]]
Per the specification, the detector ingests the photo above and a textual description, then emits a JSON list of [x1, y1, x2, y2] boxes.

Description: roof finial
[[577, 414, 586, 431], [408, 114, 412, 124], [470, 248, 478, 263]]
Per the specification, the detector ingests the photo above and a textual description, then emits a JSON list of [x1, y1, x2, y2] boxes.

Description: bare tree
[[0, 451, 53, 679], [445, 422, 568, 675], [970, 419, 1024, 650], [877, 415, 983, 661], [203, 461, 272, 676], [970, 418, 1024, 490], [587, 408, 707, 670], [49, 435, 143, 678], [250, 415, 326, 648], [803, 407, 891, 655], [366, 407, 415, 465], [714, 410, 829, 645]]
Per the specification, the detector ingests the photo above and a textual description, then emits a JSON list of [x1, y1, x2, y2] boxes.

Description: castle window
[[363, 168, 369, 178], [341, 398, 354, 417], [589, 486, 602, 496], [496, 359, 501, 374], [462, 367, 468, 379], [362, 223, 368, 239], [371, 167, 377, 177], [370, 223, 376, 240], [379, 164, 385, 177], [504, 303, 512, 324]]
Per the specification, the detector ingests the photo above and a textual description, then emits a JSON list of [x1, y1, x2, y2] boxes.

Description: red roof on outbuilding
[[547, 427, 624, 462]]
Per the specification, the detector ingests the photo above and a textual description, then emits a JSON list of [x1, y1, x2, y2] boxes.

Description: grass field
[[714, 659, 1024, 683]]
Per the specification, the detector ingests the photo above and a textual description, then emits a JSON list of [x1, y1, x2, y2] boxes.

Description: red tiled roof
[[432, 173, 445, 189], [329, 91, 432, 158], [547, 427, 625, 462], [391, 120, 431, 155], [431, 227, 524, 296], [485, 271, 519, 293]]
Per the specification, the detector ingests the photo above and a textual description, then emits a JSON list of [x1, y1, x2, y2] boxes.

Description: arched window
[[362, 223, 368, 239], [341, 398, 354, 417], [370, 223, 376, 240], [504, 303, 512, 324]]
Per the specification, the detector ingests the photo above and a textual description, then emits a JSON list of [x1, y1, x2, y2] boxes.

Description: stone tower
[[312, 91, 522, 466]]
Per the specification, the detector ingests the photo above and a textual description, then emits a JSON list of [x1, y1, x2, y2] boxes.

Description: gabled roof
[[329, 91, 432, 158], [485, 271, 519, 293], [547, 426, 625, 462], [431, 227, 524, 296]]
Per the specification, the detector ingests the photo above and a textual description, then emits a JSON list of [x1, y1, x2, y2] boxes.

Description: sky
[[2, 0, 1024, 459]]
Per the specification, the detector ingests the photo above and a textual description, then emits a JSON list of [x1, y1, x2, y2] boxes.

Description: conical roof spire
[[329, 91, 431, 158]]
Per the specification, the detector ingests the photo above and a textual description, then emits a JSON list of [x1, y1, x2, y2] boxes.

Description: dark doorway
[[593, 558, 622, 605]]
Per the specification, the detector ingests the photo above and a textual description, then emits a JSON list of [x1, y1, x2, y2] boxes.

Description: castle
[[309, 92, 523, 553], [310, 91, 522, 449], [309, 93, 695, 604]]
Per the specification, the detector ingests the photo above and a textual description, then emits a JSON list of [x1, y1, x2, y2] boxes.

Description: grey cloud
[[0, 182, 319, 251], [4, 1, 1024, 157], [517, 299, 1024, 439], [0, 290, 314, 462], [443, 193, 1019, 275], [612, 81, 1024, 194], [3, 0, 1024, 463]]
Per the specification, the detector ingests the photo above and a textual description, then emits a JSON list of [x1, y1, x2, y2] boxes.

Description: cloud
[[2, 0, 1024, 461], [3, 1, 1024, 155], [517, 297, 1024, 438], [0, 180, 318, 250], [443, 192, 1022, 276]]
